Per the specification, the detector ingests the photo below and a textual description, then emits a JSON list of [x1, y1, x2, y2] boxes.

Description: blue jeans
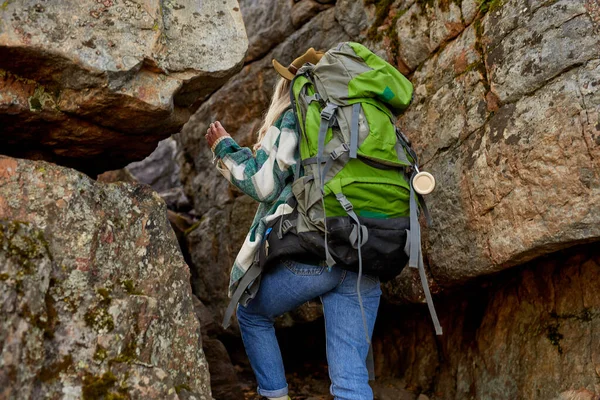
[[236, 259, 382, 400]]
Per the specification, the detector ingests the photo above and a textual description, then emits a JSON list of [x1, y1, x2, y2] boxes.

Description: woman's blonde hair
[[254, 77, 291, 151]]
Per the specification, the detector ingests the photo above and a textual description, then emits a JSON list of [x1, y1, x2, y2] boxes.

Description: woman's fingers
[[214, 121, 229, 137], [206, 121, 230, 148], [206, 123, 215, 137]]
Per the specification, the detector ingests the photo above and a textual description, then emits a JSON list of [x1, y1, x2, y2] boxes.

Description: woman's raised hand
[[205, 121, 231, 149]]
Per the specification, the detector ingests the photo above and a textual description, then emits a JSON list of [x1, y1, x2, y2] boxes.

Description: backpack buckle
[[330, 143, 349, 160], [281, 219, 293, 233], [335, 193, 353, 212], [321, 103, 337, 121]]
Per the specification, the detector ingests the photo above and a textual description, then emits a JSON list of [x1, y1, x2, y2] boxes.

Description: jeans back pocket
[[283, 259, 325, 276]]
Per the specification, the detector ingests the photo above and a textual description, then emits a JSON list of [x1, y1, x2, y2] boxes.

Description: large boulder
[[388, 0, 600, 301], [0, 155, 211, 399], [239, 0, 295, 62], [0, 0, 247, 175]]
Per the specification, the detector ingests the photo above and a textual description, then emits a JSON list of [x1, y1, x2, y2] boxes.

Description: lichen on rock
[[0, 155, 212, 400]]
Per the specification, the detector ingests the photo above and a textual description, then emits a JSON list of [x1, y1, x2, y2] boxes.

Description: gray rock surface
[[484, 0, 599, 103], [239, 0, 295, 62], [127, 138, 190, 211], [127, 138, 180, 194], [335, 0, 371, 39], [397, 0, 600, 294], [186, 196, 257, 327], [0, 155, 211, 400], [192, 297, 244, 400], [375, 244, 600, 399], [394, 0, 464, 72], [0, 0, 247, 175]]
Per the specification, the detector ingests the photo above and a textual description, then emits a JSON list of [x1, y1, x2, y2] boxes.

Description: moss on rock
[[110, 339, 138, 365], [82, 371, 118, 400], [0, 220, 51, 275], [120, 280, 143, 295], [84, 288, 115, 332], [94, 345, 108, 363], [477, 0, 504, 13], [38, 355, 73, 382]]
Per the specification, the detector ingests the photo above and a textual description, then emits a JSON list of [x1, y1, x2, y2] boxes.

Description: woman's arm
[[207, 111, 298, 203]]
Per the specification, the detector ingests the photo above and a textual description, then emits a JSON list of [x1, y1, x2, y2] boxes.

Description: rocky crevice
[[167, 0, 600, 398], [1, 0, 598, 399]]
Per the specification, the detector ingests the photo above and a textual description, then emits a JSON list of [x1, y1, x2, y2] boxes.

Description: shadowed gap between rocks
[[214, 241, 600, 399]]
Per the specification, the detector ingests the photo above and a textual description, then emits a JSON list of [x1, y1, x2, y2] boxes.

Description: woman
[[205, 49, 381, 400]]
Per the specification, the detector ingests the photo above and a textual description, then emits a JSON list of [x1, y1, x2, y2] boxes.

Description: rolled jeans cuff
[[257, 384, 288, 398]]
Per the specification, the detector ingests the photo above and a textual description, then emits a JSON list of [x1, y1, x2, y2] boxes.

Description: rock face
[[0, 155, 211, 400], [178, 0, 599, 316], [399, 0, 600, 291], [239, 0, 335, 62], [192, 296, 244, 400], [374, 243, 600, 399], [0, 0, 247, 175], [167, 0, 600, 398]]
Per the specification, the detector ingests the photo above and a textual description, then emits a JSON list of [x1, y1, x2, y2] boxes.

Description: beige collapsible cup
[[413, 171, 436, 195]]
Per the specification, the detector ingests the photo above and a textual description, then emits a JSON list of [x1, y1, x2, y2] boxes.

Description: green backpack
[[225, 42, 442, 336]]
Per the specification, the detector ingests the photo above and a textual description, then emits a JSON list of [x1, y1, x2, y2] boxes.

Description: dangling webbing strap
[[418, 192, 433, 227], [335, 192, 371, 345], [396, 128, 418, 163], [335, 193, 369, 249], [317, 103, 339, 267], [350, 103, 360, 159], [408, 171, 442, 335], [366, 344, 375, 381], [293, 133, 303, 182], [294, 161, 302, 182], [222, 261, 262, 329]]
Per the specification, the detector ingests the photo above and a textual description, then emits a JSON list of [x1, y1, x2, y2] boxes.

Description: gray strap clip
[[335, 193, 353, 212], [321, 103, 337, 121], [305, 93, 322, 104], [330, 143, 349, 160], [281, 219, 294, 233]]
